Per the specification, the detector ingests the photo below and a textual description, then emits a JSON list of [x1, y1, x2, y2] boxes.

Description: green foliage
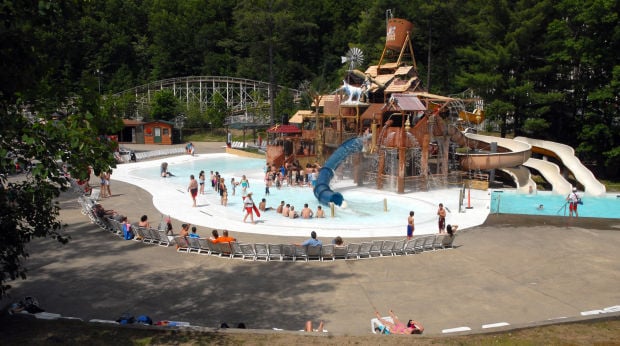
[[184, 101, 207, 129], [206, 92, 228, 129], [149, 90, 180, 121], [522, 118, 551, 137], [0, 0, 121, 297]]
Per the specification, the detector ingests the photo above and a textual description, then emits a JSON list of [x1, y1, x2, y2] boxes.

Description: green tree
[[206, 92, 229, 129], [545, 0, 620, 174], [184, 100, 208, 129], [234, 0, 319, 124], [150, 90, 180, 121], [1, 1, 122, 297]]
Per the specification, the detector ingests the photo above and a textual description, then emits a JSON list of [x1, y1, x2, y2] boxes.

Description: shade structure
[[266, 124, 301, 134]]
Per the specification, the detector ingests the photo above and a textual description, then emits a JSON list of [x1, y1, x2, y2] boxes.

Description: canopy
[[266, 124, 301, 134], [388, 94, 427, 111], [289, 110, 314, 123]]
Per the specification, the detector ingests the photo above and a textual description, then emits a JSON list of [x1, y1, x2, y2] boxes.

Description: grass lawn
[[1, 312, 618, 346]]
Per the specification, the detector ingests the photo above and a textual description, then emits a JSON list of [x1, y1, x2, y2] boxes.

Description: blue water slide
[[313, 136, 366, 206]]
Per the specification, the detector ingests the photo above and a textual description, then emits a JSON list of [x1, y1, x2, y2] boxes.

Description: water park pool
[[112, 153, 491, 237], [130, 155, 439, 226], [490, 190, 620, 219]]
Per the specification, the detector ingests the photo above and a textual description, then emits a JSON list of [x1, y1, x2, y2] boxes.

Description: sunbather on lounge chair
[[374, 310, 423, 334]]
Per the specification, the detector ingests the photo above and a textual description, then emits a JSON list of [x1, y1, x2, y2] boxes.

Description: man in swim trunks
[[407, 211, 415, 240], [437, 203, 446, 233], [188, 174, 199, 207]]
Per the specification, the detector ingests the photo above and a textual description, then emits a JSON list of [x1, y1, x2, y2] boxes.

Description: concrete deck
[[5, 142, 620, 336]]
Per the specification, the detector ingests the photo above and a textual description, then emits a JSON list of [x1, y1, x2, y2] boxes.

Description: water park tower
[[267, 15, 489, 204]]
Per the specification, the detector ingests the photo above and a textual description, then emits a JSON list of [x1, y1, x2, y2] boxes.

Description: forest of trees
[[2, 0, 619, 177], [0, 0, 618, 297]]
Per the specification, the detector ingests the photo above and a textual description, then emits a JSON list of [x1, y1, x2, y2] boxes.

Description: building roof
[[267, 124, 301, 134], [289, 110, 314, 123], [387, 94, 427, 111], [123, 119, 144, 126]]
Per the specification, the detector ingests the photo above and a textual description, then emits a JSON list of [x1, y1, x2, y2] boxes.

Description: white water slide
[[522, 158, 572, 195], [499, 165, 537, 194], [514, 137, 606, 196]]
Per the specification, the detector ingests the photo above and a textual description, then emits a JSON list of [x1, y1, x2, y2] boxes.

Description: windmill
[[341, 47, 364, 71]]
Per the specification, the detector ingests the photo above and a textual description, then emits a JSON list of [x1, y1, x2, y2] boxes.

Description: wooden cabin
[[143, 120, 174, 145]]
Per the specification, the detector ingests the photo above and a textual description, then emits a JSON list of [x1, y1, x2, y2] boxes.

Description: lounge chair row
[[132, 147, 185, 161], [78, 196, 457, 262], [230, 141, 246, 149], [172, 234, 457, 261], [79, 195, 173, 246]]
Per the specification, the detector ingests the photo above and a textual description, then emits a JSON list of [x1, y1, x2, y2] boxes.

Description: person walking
[[407, 211, 415, 240], [243, 192, 257, 223], [188, 175, 198, 207], [437, 203, 446, 233]]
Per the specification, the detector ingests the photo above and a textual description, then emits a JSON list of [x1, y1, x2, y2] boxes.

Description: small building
[[120, 119, 144, 143], [143, 120, 175, 145]]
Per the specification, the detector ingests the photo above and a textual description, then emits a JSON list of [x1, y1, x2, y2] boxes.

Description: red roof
[[267, 124, 301, 134]]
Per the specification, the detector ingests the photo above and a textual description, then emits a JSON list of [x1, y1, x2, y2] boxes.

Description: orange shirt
[[212, 236, 236, 243]]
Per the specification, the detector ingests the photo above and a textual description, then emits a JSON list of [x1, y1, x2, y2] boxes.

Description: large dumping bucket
[[386, 18, 413, 51]]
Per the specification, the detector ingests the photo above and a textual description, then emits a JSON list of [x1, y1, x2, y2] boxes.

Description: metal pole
[[96, 69, 101, 94]]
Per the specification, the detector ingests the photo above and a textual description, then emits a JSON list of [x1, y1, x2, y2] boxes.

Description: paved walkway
[[6, 142, 620, 336]]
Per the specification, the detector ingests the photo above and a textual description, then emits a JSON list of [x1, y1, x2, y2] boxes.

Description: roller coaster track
[[114, 76, 302, 124]]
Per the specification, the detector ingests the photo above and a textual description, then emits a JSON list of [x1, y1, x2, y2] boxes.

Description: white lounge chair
[[239, 243, 257, 260], [369, 240, 383, 257], [392, 239, 406, 255], [281, 244, 296, 261], [358, 242, 372, 259], [345, 243, 360, 259], [254, 243, 269, 261], [380, 240, 396, 256], [267, 244, 282, 261], [320, 244, 335, 261], [305, 245, 322, 261]]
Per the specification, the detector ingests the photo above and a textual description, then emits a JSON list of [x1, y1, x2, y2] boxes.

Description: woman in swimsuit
[[374, 310, 424, 335], [199, 170, 205, 194], [187, 174, 199, 207], [240, 175, 250, 195]]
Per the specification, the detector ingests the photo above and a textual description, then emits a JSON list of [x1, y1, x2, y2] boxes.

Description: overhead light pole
[[96, 69, 102, 94]]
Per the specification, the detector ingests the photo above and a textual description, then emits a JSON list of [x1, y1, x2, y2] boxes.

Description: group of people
[[263, 162, 321, 193], [405, 203, 459, 240], [296, 231, 345, 249], [188, 170, 232, 208], [177, 223, 238, 245], [93, 203, 174, 241], [273, 200, 325, 219], [98, 170, 112, 198]]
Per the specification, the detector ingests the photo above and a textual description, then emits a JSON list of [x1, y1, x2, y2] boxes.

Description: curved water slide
[[514, 137, 606, 196], [500, 165, 537, 193], [522, 158, 572, 195], [313, 136, 368, 206], [448, 127, 532, 171]]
